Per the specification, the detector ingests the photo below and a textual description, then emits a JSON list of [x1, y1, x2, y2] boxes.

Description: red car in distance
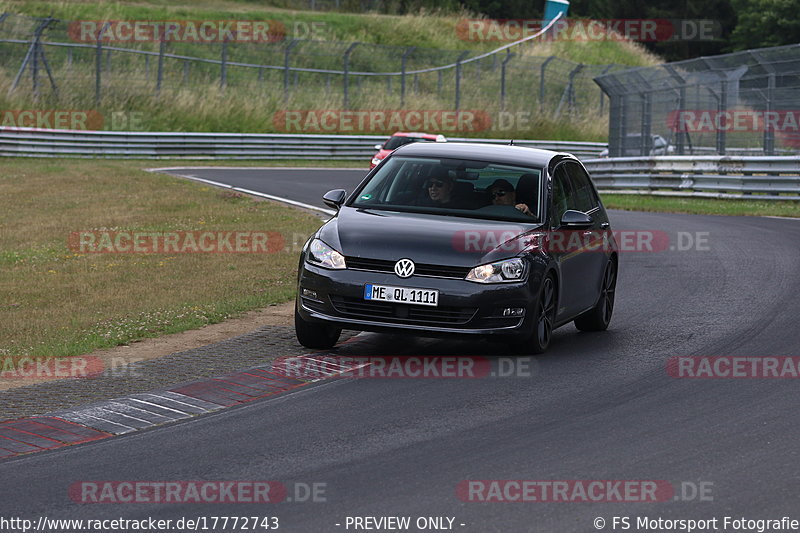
[[370, 132, 447, 168]]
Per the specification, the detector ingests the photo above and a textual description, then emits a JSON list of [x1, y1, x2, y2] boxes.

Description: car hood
[[318, 207, 543, 267]]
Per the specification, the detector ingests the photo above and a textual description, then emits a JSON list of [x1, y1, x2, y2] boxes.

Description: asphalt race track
[[2, 167, 799, 532], [162, 167, 370, 211]]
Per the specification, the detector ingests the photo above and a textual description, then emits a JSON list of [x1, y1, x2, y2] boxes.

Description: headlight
[[466, 258, 525, 283], [307, 239, 346, 269], [371, 157, 382, 166]]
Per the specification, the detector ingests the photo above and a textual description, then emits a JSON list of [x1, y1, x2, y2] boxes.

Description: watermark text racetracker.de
[[68, 19, 334, 43], [668, 109, 800, 133], [68, 20, 286, 43], [668, 356, 800, 378], [69, 230, 285, 254], [69, 480, 326, 504], [452, 229, 711, 254], [0, 356, 103, 380], [271, 355, 537, 379], [1, 110, 145, 131], [273, 109, 491, 134], [0, 356, 148, 380], [457, 18, 721, 42], [272, 109, 608, 134], [457, 480, 713, 502]]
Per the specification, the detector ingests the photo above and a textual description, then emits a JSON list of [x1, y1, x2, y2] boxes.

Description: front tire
[[295, 307, 341, 349], [509, 274, 556, 354], [574, 259, 616, 332]]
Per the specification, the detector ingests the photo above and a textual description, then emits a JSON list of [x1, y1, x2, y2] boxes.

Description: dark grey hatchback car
[[295, 143, 618, 353]]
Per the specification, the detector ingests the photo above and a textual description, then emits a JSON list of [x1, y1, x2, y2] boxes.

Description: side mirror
[[322, 189, 347, 210], [560, 210, 593, 229], [374, 144, 383, 150]]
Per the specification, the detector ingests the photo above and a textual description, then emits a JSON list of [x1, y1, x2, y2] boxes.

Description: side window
[[565, 162, 599, 213], [552, 164, 572, 226]]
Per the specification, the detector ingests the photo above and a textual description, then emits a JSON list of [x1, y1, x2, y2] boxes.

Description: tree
[[729, 0, 800, 50]]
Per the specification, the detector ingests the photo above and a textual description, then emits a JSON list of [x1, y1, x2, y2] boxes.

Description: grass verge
[[0, 158, 324, 359], [602, 194, 800, 218]]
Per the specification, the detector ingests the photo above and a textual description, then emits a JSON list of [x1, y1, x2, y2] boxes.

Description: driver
[[422, 173, 458, 207]]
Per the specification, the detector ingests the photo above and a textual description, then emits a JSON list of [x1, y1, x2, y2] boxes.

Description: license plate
[[364, 284, 439, 307]]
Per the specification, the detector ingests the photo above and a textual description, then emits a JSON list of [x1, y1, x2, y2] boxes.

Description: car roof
[[392, 142, 568, 167], [391, 132, 439, 138]]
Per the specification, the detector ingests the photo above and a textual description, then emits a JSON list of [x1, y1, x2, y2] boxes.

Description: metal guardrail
[[0, 127, 607, 159], [583, 156, 800, 200]]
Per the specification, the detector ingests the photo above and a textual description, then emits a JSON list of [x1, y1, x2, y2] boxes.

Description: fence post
[[663, 65, 686, 155], [640, 92, 652, 156], [9, 36, 37, 96], [717, 79, 727, 155], [343, 42, 359, 109], [95, 21, 111, 105], [608, 94, 623, 157], [554, 63, 582, 118], [283, 39, 298, 104], [183, 60, 189, 85], [764, 72, 775, 155], [539, 56, 555, 112], [455, 51, 469, 110], [598, 64, 614, 114], [15, 17, 58, 102], [31, 25, 39, 100], [156, 30, 166, 95], [38, 19, 58, 100], [567, 64, 584, 115], [220, 37, 228, 89], [400, 46, 414, 107], [500, 50, 514, 111]]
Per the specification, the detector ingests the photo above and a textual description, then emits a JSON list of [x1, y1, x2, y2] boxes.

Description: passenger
[[488, 178, 533, 216]]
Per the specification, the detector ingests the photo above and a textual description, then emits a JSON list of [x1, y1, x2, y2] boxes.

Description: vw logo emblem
[[394, 258, 415, 278]]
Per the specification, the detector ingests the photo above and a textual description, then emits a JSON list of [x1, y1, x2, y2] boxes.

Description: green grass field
[[0, 158, 323, 359]]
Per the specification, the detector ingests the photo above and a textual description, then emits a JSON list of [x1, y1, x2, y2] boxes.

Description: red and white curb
[[0, 354, 368, 460], [0, 417, 110, 459]]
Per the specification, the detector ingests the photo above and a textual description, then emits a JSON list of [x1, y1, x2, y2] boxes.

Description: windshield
[[383, 136, 435, 150], [350, 156, 543, 223]]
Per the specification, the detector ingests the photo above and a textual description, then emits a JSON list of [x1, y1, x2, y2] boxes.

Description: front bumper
[[297, 262, 540, 336]]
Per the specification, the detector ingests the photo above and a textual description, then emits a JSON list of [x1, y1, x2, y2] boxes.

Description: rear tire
[[295, 307, 341, 349], [574, 259, 616, 332]]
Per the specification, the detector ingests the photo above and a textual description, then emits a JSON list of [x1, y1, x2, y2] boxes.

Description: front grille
[[345, 257, 471, 280], [330, 296, 477, 325]]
